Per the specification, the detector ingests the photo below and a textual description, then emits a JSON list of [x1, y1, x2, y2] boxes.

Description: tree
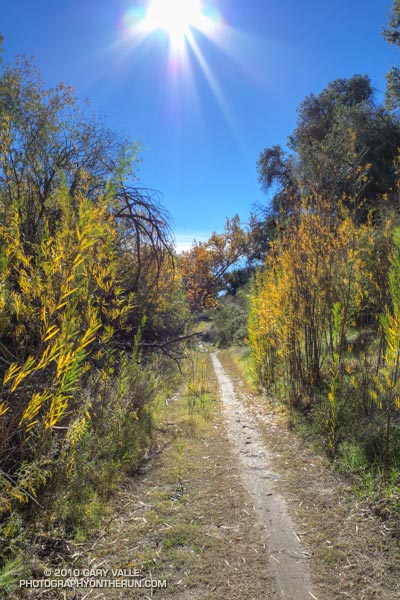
[[384, 0, 400, 46], [257, 76, 400, 225], [0, 52, 181, 351], [248, 196, 376, 404], [0, 57, 123, 240], [290, 76, 400, 218], [0, 46, 190, 525], [256, 145, 300, 217], [179, 215, 247, 312], [383, 0, 400, 110]]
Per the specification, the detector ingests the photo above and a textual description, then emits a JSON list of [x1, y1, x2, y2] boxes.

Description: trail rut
[[211, 352, 313, 600]]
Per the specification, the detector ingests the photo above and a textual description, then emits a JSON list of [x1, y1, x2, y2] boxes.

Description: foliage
[[208, 290, 248, 347], [257, 76, 400, 225], [246, 211, 278, 263], [256, 145, 300, 217], [370, 227, 400, 474], [384, 1, 400, 111], [0, 50, 179, 350], [248, 187, 400, 473], [250, 37, 400, 481], [179, 215, 247, 311], [0, 186, 132, 509], [0, 555, 28, 596], [0, 55, 130, 242], [384, 0, 400, 46], [248, 197, 370, 402], [185, 350, 212, 418], [51, 347, 166, 538], [0, 48, 189, 569]]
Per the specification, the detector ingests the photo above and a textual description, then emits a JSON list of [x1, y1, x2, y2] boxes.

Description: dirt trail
[[211, 352, 313, 600], [20, 350, 399, 600]]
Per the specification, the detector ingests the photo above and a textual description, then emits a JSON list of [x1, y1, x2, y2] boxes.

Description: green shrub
[[209, 291, 248, 347]]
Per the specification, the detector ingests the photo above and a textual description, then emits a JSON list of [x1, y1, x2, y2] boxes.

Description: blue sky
[[1, 0, 398, 249]]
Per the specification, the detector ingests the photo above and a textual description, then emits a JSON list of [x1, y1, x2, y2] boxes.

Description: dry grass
[[12, 346, 399, 600], [219, 348, 400, 600], [15, 352, 277, 599]]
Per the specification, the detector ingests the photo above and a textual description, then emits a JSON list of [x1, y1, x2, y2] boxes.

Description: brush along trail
[[22, 350, 399, 600]]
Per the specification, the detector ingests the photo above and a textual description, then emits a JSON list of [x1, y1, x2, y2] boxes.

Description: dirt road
[[211, 352, 313, 600]]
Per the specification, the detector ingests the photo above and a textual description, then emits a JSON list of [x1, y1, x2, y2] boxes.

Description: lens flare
[[119, 1, 246, 135], [125, 0, 222, 52], [143, 0, 203, 45]]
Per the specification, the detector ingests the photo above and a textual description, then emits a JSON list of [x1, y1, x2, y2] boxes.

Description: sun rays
[[115, 1, 271, 145], [120, 1, 231, 120], [141, 0, 205, 48]]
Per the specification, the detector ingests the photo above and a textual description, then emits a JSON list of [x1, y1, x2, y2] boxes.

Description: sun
[[120, 1, 240, 142], [143, 0, 205, 45]]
